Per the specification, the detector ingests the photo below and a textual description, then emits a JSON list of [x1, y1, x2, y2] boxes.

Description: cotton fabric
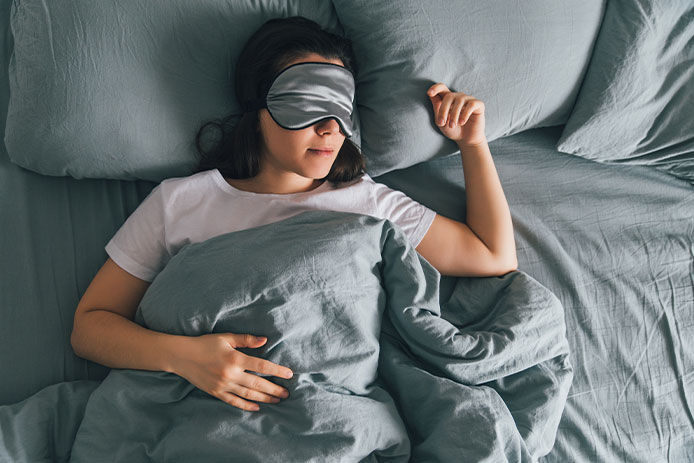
[[105, 169, 437, 282]]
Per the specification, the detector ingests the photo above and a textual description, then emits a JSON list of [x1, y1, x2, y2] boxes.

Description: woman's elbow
[[487, 250, 517, 276], [439, 253, 517, 277], [497, 253, 518, 275]]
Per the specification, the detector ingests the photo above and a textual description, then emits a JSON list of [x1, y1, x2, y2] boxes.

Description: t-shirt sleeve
[[104, 185, 168, 282], [371, 180, 437, 248]]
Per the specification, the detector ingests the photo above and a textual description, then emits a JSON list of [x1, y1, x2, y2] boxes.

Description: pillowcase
[[330, 0, 605, 177], [556, 0, 694, 185], [4, 1, 353, 182]]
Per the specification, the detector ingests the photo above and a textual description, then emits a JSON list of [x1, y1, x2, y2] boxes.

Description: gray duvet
[[2, 210, 573, 462]]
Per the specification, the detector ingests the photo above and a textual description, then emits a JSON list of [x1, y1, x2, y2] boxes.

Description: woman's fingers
[[229, 380, 284, 403], [217, 390, 263, 412], [460, 99, 484, 125], [450, 99, 467, 127], [427, 83, 447, 118], [428, 92, 442, 116], [427, 82, 449, 98], [214, 371, 289, 413], [242, 351, 294, 379], [213, 361, 293, 413], [459, 102, 472, 125], [237, 371, 290, 399], [438, 92, 457, 126], [428, 83, 473, 126], [233, 350, 292, 397], [427, 83, 486, 129]]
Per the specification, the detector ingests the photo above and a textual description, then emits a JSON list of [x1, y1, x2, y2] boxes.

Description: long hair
[[194, 16, 365, 183]]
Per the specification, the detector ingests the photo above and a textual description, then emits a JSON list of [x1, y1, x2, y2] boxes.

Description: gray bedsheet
[[376, 135, 694, 462], [1, 0, 693, 459], [3, 210, 572, 462]]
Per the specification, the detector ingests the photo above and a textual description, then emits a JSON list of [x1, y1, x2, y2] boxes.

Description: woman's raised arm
[[415, 83, 517, 277]]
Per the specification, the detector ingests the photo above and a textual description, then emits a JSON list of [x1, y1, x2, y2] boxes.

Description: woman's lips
[[308, 149, 335, 156]]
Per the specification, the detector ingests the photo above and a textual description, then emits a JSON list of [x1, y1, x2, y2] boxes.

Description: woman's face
[[257, 53, 348, 181]]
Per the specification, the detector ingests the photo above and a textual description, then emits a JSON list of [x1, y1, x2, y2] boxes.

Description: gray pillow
[[556, 0, 694, 185], [330, 0, 605, 176], [4, 1, 352, 182]]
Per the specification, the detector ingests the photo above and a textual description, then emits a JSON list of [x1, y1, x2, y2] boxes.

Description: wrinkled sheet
[[1, 0, 693, 459], [1, 210, 573, 462], [55, 210, 569, 462]]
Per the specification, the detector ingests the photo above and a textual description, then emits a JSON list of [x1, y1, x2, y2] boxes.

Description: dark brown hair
[[194, 16, 365, 184]]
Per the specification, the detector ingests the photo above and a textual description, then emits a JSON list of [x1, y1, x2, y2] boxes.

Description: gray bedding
[[1, 0, 693, 459], [2, 124, 693, 461], [3, 211, 572, 462], [376, 133, 694, 462]]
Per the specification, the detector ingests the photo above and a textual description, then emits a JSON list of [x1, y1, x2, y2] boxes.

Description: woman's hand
[[427, 83, 486, 146], [172, 333, 294, 412]]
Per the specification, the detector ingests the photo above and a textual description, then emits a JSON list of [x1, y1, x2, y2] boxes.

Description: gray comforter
[[3, 210, 573, 462]]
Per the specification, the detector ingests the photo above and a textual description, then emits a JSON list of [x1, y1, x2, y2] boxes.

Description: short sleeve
[[104, 185, 168, 282], [371, 180, 437, 248]]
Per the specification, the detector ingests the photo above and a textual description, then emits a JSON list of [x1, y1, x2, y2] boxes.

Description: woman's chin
[[301, 163, 335, 179]]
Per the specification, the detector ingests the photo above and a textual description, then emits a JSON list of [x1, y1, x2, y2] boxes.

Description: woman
[[70, 16, 516, 413]]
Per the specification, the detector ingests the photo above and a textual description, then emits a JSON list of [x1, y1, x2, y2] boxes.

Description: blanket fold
[[1, 210, 572, 462]]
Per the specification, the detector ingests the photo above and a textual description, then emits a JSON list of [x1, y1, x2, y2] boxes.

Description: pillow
[[556, 0, 694, 185], [330, 0, 605, 177], [4, 1, 354, 182]]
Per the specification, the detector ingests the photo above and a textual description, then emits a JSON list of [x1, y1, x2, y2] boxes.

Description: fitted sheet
[[1, 0, 693, 461]]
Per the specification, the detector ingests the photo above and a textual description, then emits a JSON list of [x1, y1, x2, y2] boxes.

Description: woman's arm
[[71, 258, 186, 374], [415, 140, 517, 277], [458, 139, 516, 270], [71, 258, 293, 412], [415, 83, 517, 277]]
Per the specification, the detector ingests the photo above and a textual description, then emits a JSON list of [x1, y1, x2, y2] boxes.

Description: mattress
[[1, 0, 693, 460]]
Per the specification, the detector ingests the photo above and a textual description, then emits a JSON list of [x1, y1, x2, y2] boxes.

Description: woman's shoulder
[[335, 172, 402, 195], [161, 168, 216, 188], [332, 172, 375, 190], [153, 169, 219, 204], [159, 169, 215, 191]]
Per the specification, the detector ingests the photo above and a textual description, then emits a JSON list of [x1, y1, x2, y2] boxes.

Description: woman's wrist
[[457, 137, 488, 151], [161, 333, 192, 375]]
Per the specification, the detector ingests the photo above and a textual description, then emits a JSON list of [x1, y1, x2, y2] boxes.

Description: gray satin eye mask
[[241, 62, 356, 138]]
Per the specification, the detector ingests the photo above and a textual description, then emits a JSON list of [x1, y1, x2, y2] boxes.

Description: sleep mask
[[241, 62, 355, 138]]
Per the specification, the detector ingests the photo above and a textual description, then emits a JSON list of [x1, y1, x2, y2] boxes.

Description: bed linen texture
[[2, 123, 693, 461], [4, 0, 355, 182], [329, 0, 605, 176], [2, 0, 693, 456], [374, 130, 694, 462], [555, 0, 694, 184], [1, 211, 572, 462]]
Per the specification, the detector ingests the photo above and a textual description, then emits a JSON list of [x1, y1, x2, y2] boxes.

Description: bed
[[1, 0, 692, 462]]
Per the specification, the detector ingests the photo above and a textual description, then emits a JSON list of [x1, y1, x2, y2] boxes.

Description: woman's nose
[[316, 118, 341, 134]]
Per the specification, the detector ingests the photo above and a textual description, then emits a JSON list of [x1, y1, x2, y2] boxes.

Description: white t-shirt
[[105, 168, 437, 282]]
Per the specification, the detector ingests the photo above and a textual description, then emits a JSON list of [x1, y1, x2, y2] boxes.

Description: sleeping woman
[[70, 15, 516, 414]]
